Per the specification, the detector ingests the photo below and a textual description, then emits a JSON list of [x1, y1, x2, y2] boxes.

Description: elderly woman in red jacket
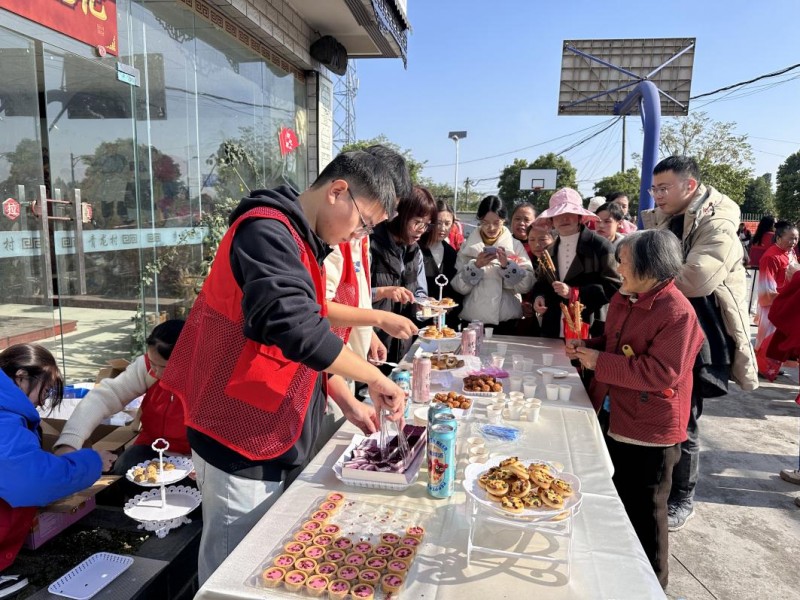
[[566, 229, 704, 589]]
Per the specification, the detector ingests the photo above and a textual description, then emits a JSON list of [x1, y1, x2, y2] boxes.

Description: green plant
[[129, 197, 236, 357]]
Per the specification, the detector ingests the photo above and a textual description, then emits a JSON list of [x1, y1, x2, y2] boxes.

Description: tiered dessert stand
[[123, 438, 201, 538]]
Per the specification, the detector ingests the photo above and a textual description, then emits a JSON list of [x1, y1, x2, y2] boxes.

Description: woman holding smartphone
[[451, 195, 534, 334]]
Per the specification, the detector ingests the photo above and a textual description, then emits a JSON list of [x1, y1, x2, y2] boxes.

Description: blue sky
[[352, 0, 800, 199]]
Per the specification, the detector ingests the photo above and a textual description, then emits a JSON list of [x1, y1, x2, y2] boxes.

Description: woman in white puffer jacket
[[451, 196, 534, 334]]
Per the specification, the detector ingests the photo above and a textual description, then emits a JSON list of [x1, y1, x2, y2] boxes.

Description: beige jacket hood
[[642, 184, 758, 391]]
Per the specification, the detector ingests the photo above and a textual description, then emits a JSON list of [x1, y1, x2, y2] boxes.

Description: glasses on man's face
[[648, 183, 679, 197], [411, 219, 432, 232], [347, 190, 373, 238]]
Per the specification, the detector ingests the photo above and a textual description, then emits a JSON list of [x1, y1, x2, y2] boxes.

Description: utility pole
[[463, 177, 473, 212]]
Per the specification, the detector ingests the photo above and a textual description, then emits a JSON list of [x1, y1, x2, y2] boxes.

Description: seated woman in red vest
[[53, 320, 187, 474], [1, 344, 114, 575]]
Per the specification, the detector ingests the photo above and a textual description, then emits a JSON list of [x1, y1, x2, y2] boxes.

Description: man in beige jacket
[[643, 156, 758, 531]]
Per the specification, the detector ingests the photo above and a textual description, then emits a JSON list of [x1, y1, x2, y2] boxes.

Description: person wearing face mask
[[420, 201, 462, 328], [370, 186, 437, 367], [54, 320, 189, 474], [509, 202, 537, 262], [530, 188, 621, 338], [451, 195, 534, 334], [1, 344, 115, 575]]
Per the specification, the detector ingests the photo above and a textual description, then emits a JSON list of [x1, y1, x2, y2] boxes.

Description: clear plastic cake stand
[[465, 494, 576, 581], [123, 439, 202, 538]]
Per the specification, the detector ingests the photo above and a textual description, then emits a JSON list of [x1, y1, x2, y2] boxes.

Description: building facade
[[0, 0, 409, 379]]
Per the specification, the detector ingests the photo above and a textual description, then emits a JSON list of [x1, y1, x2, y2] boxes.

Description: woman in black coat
[[419, 201, 462, 327], [370, 186, 437, 365], [531, 188, 621, 338]]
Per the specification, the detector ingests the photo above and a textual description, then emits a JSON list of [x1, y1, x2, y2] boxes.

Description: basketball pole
[[453, 136, 460, 212]]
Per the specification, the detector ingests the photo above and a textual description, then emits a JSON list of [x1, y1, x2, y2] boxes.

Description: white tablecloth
[[195, 336, 665, 600]]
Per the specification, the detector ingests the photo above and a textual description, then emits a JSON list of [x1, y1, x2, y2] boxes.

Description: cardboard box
[[23, 475, 119, 549], [24, 497, 97, 549], [40, 418, 138, 455], [95, 358, 131, 384]]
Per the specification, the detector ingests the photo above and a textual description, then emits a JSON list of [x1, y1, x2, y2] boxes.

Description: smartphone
[[484, 246, 498, 255]]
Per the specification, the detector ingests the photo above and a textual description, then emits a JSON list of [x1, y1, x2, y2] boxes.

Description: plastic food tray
[[244, 495, 436, 600], [48, 553, 134, 599], [333, 433, 426, 491]]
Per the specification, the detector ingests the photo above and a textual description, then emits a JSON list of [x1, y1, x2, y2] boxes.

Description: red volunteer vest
[[0, 500, 36, 571], [134, 369, 191, 455], [330, 238, 370, 344], [161, 207, 327, 461]]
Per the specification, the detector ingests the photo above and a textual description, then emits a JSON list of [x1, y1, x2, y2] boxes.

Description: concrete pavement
[[666, 351, 800, 598]]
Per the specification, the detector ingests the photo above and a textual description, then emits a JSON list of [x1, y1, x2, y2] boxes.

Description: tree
[[341, 135, 426, 184], [741, 173, 775, 216], [659, 111, 754, 169], [775, 150, 800, 223], [593, 168, 641, 214], [698, 161, 751, 206], [497, 153, 577, 213]]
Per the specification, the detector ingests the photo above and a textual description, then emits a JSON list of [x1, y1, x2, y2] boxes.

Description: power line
[[556, 117, 622, 156], [690, 62, 800, 100], [422, 118, 618, 169]]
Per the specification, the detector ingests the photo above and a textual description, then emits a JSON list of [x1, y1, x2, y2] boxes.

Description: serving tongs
[[379, 409, 410, 463]]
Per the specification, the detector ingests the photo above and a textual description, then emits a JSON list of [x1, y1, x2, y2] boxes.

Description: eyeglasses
[[348, 190, 374, 238], [648, 183, 678, 197], [411, 219, 432, 232], [480, 219, 504, 229]]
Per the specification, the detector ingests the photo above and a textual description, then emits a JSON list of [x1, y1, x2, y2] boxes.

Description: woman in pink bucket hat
[[530, 188, 621, 338]]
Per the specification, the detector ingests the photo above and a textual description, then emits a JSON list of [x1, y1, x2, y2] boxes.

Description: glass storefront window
[[0, 1, 308, 379]]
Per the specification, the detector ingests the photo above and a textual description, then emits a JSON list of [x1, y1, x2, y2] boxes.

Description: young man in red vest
[[162, 148, 408, 584]]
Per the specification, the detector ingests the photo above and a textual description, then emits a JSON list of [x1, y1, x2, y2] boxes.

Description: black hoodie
[[187, 186, 343, 480]]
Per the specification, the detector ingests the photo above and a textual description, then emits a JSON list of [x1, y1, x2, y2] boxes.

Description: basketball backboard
[[519, 169, 557, 191], [558, 38, 695, 116]]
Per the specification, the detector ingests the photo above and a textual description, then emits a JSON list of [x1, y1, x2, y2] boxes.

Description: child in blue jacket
[[0, 344, 115, 573]]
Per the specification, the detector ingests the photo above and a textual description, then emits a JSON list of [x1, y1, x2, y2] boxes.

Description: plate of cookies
[[419, 325, 460, 341], [463, 456, 582, 521], [126, 456, 194, 487], [431, 391, 474, 418], [462, 374, 503, 396]]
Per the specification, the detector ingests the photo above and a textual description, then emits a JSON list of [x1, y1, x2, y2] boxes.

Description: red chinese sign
[[3, 198, 21, 221], [0, 0, 118, 56], [279, 127, 299, 156]]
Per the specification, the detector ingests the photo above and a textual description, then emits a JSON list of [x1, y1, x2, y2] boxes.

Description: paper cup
[[523, 383, 537, 397], [413, 407, 428, 427], [558, 385, 572, 402], [491, 353, 506, 368], [486, 406, 503, 424], [496, 343, 508, 356], [508, 391, 524, 402], [467, 436, 485, 448], [508, 401, 523, 420], [545, 384, 560, 401], [541, 372, 555, 385], [542, 353, 554, 366], [522, 359, 535, 373], [469, 446, 488, 458], [484, 327, 494, 339], [529, 405, 541, 422], [509, 376, 522, 392]]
